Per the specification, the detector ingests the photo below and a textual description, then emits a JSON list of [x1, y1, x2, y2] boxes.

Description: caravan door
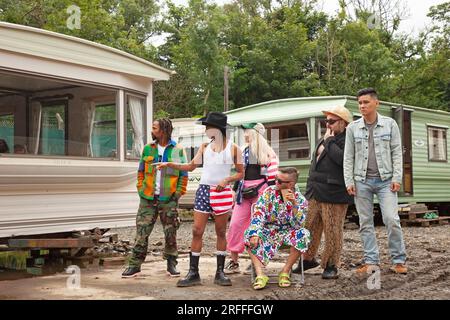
[[394, 106, 413, 196]]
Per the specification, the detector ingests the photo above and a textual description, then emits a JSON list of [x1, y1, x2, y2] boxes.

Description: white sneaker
[[224, 260, 240, 274], [242, 264, 253, 275]]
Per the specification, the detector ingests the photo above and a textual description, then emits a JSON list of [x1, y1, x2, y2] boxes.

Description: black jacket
[[305, 130, 353, 204]]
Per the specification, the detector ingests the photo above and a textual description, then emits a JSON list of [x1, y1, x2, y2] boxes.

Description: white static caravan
[[0, 22, 174, 239]]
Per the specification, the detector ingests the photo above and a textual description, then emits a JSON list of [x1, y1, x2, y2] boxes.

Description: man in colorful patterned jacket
[[122, 118, 188, 278], [245, 167, 311, 290]]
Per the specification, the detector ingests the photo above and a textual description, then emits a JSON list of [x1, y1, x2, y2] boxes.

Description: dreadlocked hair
[[156, 118, 173, 140]]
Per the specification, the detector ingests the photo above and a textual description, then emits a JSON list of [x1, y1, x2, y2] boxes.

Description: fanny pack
[[242, 181, 266, 199]]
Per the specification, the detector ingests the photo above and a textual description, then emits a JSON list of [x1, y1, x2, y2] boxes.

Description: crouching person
[[245, 167, 311, 290]]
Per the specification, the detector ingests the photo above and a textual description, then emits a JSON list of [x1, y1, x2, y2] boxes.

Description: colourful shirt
[[246, 184, 308, 239], [137, 139, 188, 201]]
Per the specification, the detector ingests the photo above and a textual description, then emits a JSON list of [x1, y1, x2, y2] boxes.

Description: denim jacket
[[343, 113, 403, 187]]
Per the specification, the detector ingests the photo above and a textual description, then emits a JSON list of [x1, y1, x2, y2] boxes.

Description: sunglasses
[[325, 119, 340, 125], [276, 178, 295, 184]]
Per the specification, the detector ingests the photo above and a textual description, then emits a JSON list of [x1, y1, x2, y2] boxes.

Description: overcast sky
[[169, 0, 446, 36]]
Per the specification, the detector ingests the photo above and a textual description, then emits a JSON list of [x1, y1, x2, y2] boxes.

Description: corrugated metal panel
[[407, 109, 450, 202], [0, 192, 138, 238], [0, 158, 140, 238]]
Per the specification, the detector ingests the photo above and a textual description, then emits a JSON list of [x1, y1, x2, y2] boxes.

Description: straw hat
[[322, 106, 353, 123]]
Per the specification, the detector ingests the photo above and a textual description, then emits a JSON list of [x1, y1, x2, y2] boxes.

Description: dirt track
[[1, 221, 449, 300]]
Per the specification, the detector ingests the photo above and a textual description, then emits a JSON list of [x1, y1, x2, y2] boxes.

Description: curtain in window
[[81, 101, 96, 157], [429, 128, 447, 161], [128, 96, 144, 158], [437, 130, 446, 160], [30, 101, 42, 154]]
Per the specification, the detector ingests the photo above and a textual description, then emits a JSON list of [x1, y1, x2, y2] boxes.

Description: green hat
[[241, 123, 257, 129]]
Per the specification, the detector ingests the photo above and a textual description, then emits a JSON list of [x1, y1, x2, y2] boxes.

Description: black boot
[[322, 264, 338, 279], [292, 258, 320, 274], [167, 255, 180, 277], [121, 266, 141, 278], [176, 253, 201, 287], [214, 255, 232, 286]]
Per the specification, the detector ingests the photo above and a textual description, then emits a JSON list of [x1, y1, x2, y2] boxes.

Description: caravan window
[[266, 121, 310, 161], [0, 114, 14, 153], [126, 95, 146, 160], [428, 126, 447, 162], [39, 101, 68, 156], [0, 70, 121, 159], [316, 118, 327, 142], [91, 104, 117, 158]]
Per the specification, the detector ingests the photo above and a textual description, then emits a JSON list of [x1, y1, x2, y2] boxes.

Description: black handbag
[[242, 181, 266, 199]]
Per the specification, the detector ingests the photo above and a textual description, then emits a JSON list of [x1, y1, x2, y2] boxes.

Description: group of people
[[121, 87, 408, 290]]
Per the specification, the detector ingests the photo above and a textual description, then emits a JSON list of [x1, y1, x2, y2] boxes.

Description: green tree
[[389, 2, 449, 110]]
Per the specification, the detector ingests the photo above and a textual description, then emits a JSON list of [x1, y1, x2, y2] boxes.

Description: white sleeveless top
[[200, 140, 234, 186]]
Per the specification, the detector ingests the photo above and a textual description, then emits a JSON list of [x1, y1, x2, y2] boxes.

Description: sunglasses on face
[[276, 178, 295, 184], [325, 119, 340, 125]]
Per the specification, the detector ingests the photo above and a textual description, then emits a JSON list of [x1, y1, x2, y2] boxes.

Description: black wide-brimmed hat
[[196, 111, 233, 130]]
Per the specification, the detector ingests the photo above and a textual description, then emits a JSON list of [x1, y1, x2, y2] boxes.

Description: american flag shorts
[[194, 184, 234, 215]]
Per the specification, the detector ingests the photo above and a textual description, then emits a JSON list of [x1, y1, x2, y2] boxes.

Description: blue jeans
[[355, 177, 406, 265]]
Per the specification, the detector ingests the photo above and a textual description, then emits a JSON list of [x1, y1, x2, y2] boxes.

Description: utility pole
[[224, 66, 229, 112]]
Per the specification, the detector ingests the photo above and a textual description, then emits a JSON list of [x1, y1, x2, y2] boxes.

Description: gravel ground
[[1, 219, 449, 300]]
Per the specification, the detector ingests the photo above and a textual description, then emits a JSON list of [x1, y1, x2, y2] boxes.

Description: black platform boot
[[176, 253, 201, 287], [167, 255, 180, 277], [214, 255, 232, 286], [292, 258, 320, 274]]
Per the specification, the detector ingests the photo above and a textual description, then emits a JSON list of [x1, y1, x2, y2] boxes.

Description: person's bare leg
[[230, 252, 238, 262], [214, 213, 229, 251], [177, 212, 210, 287], [248, 249, 265, 277], [190, 211, 210, 253], [281, 246, 302, 274]]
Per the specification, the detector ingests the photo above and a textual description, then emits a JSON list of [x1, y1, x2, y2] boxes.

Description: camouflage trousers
[[128, 197, 181, 267]]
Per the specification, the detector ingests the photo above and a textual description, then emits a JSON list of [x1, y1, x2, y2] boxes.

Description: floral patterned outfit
[[244, 185, 311, 266]]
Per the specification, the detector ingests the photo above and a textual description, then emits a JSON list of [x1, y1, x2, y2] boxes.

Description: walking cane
[[300, 254, 305, 285]]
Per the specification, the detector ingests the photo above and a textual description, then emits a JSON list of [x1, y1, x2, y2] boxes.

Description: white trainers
[[224, 260, 240, 274], [242, 264, 253, 275]]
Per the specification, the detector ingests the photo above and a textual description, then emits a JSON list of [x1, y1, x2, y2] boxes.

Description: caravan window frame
[[124, 93, 147, 161], [91, 102, 119, 159], [39, 99, 69, 156], [0, 69, 129, 161], [427, 125, 448, 162], [264, 119, 311, 161]]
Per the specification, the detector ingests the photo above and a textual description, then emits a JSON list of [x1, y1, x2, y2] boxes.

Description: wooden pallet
[[398, 204, 428, 213], [398, 210, 439, 221], [401, 216, 450, 227]]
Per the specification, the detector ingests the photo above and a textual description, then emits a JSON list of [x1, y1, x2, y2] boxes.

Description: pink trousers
[[227, 179, 267, 254]]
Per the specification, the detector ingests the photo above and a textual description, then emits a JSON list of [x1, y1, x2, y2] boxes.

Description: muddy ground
[[0, 221, 449, 300]]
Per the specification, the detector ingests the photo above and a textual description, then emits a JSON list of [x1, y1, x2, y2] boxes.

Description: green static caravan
[[225, 96, 450, 206]]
